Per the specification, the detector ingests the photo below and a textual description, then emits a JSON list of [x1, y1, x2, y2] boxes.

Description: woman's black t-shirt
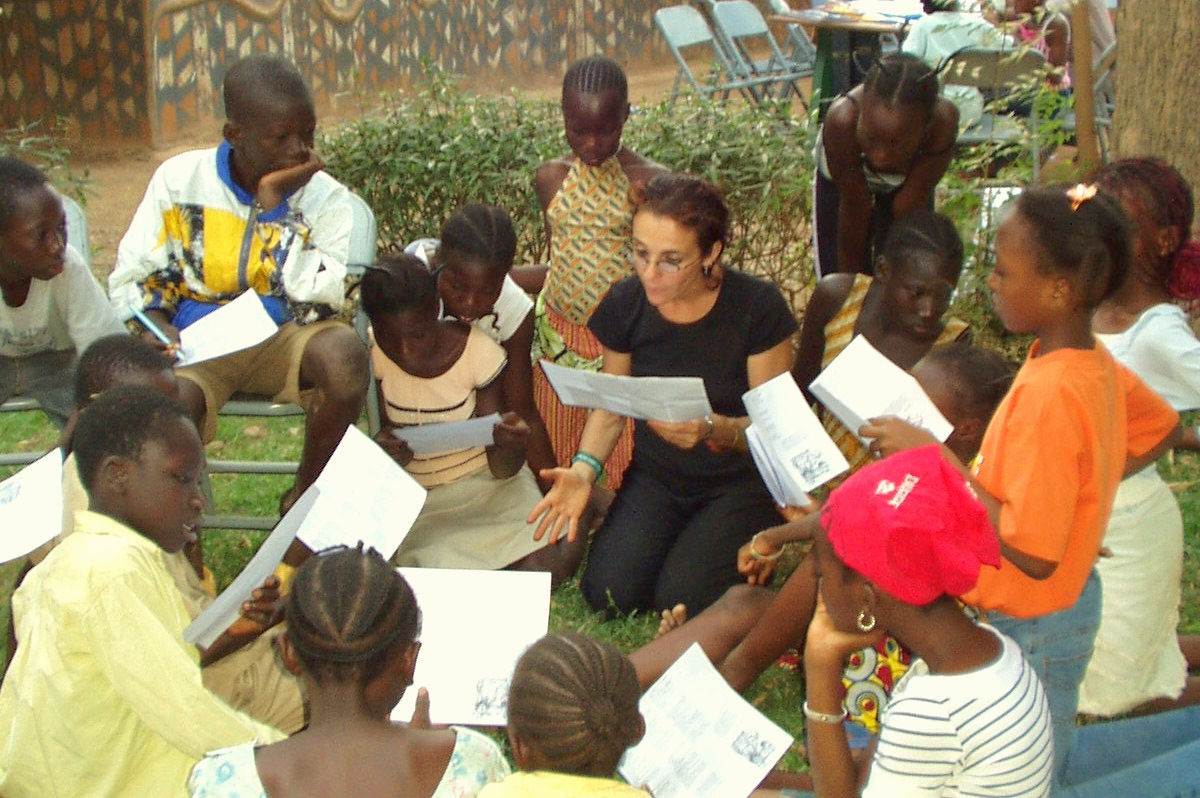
[[588, 268, 797, 491]]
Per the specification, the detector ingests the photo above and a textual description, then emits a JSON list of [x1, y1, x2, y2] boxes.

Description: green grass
[[3, 405, 1200, 775]]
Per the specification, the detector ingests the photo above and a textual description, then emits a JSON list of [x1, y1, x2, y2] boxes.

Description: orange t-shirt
[[963, 340, 1178, 618]]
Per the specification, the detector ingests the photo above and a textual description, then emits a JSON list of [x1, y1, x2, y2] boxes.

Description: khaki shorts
[[177, 319, 346, 442]]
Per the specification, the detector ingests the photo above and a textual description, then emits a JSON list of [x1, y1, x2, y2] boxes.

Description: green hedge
[[321, 74, 817, 313], [321, 71, 1066, 358]]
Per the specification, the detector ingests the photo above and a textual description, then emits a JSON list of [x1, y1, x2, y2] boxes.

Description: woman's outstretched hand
[[528, 464, 594, 545]]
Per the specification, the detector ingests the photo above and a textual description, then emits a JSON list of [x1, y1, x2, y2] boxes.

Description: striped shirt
[[863, 625, 1053, 797]]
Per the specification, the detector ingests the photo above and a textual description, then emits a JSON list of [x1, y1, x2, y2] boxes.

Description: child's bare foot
[[656, 604, 688, 638]]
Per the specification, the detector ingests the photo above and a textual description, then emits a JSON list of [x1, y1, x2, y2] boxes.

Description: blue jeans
[[1057, 705, 1200, 797], [986, 570, 1102, 787]]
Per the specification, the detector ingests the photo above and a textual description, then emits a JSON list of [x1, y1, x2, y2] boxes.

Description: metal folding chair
[[939, 46, 1052, 179], [655, 4, 781, 104], [202, 191, 379, 530], [710, 0, 813, 105], [765, 0, 819, 68], [0, 194, 92, 467]]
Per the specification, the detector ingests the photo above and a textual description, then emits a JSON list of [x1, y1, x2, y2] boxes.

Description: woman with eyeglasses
[[528, 173, 796, 616]]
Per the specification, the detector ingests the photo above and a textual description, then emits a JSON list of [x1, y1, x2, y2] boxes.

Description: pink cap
[[821, 445, 999, 605]]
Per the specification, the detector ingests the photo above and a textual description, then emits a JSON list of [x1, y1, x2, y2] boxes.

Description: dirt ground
[[72, 63, 685, 268]]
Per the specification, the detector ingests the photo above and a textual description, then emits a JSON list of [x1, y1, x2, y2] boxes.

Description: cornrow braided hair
[[507, 632, 641, 777], [879, 209, 964, 280], [285, 545, 421, 685], [864, 52, 940, 116], [1091, 157, 1200, 300], [562, 56, 629, 104], [439, 203, 517, 277]]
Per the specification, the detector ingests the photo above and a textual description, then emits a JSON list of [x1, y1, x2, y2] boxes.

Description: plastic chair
[[0, 195, 93, 467], [710, 0, 813, 104], [202, 191, 379, 530], [939, 46, 1051, 179], [655, 5, 781, 104]]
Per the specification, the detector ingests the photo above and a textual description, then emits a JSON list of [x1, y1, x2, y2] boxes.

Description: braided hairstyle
[[879, 209, 964, 282], [359, 253, 439, 324], [562, 56, 629, 105], [1010, 184, 1133, 310], [285, 545, 421, 686], [439, 203, 517, 278], [1091, 157, 1200, 300], [862, 53, 940, 117], [73, 334, 174, 408], [507, 632, 642, 777], [0, 156, 50, 230]]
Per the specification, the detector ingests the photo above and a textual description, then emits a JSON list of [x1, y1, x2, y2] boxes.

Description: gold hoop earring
[[856, 609, 876, 632]]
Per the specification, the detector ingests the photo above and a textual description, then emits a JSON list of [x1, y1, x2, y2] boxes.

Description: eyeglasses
[[630, 249, 702, 275]]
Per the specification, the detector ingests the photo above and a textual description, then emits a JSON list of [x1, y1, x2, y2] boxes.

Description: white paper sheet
[[390, 568, 551, 726], [390, 413, 501, 455], [176, 290, 279, 366], [743, 373, 849, 507], [0, 450, 64, 564], [183, 486, 320, 648], [808, 335, 954, 445], [619, 644, 794, 798], [540, 361, 712, 422], [297, 426, 427, 559]]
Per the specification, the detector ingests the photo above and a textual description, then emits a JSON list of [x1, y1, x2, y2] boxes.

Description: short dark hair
[[359, 253, 439, 322], [72, 384, 192, 492], [863, 53, 940, 116], [506, 632, 642, 777], [636, 173, 730, 256], [223, 54, 312, 125], [73, 334, 173, 408], [439, 203, 517, 277], [922, 341, 1013, 421], [0, 156, 50, 230], [1012, 184, 1133, 308], [285, 545, 421, 685], [562, 56, 629, 105], [880, 209, 964, 281]]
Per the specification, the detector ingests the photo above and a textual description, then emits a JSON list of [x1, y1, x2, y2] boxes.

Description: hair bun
[[1168, 240, 1200, 301]]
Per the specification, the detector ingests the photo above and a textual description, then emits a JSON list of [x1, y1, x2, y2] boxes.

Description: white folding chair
[[710, 0, 813, 105]]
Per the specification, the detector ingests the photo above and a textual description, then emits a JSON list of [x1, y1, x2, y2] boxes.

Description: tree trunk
[[1112, 0, 1200, 194]]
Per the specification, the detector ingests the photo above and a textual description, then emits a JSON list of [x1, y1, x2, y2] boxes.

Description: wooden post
[[1070, 0, 1100, 172]]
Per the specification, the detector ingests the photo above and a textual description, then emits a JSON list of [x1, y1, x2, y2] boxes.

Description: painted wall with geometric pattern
[[1, 0, 662, 146]]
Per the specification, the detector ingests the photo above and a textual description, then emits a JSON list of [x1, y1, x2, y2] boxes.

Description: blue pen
[[131, 307, 173, 347]]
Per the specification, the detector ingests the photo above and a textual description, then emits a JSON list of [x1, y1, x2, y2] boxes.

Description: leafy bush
[[0, 119, 89, 205], [321, 69, 1070, 349], [321, 75, 818, 312]]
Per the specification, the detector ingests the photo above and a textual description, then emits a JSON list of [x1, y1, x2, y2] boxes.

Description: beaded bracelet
[[571, 451, 604, 480], [748, 530, 783, 562], [803, 700, 847, 724]]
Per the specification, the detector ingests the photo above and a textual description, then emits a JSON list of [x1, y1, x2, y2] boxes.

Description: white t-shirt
[[863, 625, 1053, 797], [404, 238, 533, 345], [0, 245, 125, 358], [902, 12, 1016, 129]]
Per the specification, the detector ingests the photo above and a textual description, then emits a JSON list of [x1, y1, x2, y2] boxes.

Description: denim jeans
[[1057, 705, 1200, 797], [986, 570, 1102, 787], [0, 349, 74, 429]]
